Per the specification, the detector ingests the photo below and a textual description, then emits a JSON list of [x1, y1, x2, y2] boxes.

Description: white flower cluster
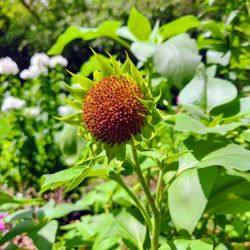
[[20, 53, 68, 80], [0, 57, 19, 76], [58, 105, 71, 116], [1, 96, 25, 112], [23, 107, 40, 117], [49, 55, 68, 68]]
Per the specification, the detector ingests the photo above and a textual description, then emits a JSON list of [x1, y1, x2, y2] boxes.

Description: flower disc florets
[[83, 75, 148, 145]]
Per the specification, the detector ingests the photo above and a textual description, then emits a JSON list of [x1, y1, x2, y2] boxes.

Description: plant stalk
[[111, 174, 152, 231], [131, 144, 160, 250]]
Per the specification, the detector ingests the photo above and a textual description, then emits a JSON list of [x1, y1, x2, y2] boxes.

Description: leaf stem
[[131, 144, 160, 250]]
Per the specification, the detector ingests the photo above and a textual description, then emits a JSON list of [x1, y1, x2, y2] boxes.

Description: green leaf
[[98, 20, 122, 38], [195, 144, 250, 171], [168, 167, 217, 235], [117, 26, 138, 42], [240, 129, 250, 142], [153, 34, 201, 88], [131, 41, 155, 62], [116, 211, 146, 250], [65, 165, 91, 192], [48, 21, 124, 55], [207, 78, 237, 112], [207, 178, 250, 214], [127, 7, 151, 41], [0, 221, 37, 245], [159, 15, 201, 40], [29, 220, 58, 250], [48, 26, 99, 55], [175, 113, 241, 135], [179, 138, 250, 172], [160, 238, 213, 250], [179, 74, 238, 113], [40, 166, 83, 193], [0, 192, 16, 205]]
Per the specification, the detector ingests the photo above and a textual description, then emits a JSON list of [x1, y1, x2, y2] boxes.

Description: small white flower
[[0, 57, 19, 75], [20, 65, 48, 79], [30, 53, 50, 67], [58, 105, 70, 116], [1, 96, 26, 112], [23, 107, 40, 117], [49, 55, 68, 68]]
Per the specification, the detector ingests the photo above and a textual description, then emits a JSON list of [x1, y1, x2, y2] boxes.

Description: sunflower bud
[[83, 75, 147, 145]]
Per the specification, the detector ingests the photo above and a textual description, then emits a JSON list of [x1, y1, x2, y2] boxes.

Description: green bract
[[56, 51, 164, 163]]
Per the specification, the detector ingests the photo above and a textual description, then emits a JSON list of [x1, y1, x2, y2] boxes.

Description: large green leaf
[[40, 166, 83, 193], [29, 220, 58, 250], [127, 7, 151, 41], [48, 26, 99, 55], [179, 73, 237, 114], [160, 238, 213, 250], [168, 167, 217, 235], [159, 15, 201, 40], [153, 34, 201, 88], [206, 175, 250, 214], [175, 113, 241, 135], [48, 21, 123, 55], [116, 211, 146, 250], [131, 41, 155, 62], [178, 138, 250, 172]]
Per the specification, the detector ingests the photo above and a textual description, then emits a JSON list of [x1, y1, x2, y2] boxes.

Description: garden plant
[[0, 2, 250, 250]]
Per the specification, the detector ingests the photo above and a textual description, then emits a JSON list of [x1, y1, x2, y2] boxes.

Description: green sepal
[[123, 53, 143, 85], [65, 83, 85, 102], [165, 150, 191, 165], [136, 95, 154, 109], [151, 109, 171, 125], [134, 144, 152, 152], [121, 160, 134, 176], [91, 49, 114, 76], [78, 127, 92, 141], [133, 133, 142, 142], [67, 70, 93, 91], [104, 143, 116, 163], [153, 90, 162, 104], [106, 52, 123, 75], [90, 141, 103, 156], [54, 113, 82, 126], [93, 70, 103, 81], [141, 122, 155, 140], [113, 143, 126, 161], [131, 134, 141, 146], [66, 99, 82, 110]]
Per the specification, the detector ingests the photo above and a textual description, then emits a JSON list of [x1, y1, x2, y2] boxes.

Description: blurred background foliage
[[0, 0, 205, 70]]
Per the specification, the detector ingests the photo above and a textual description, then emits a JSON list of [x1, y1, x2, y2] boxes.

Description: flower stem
[[156, 169, 163, 209], [131, 144, 160, 250], [111, 174, 152, 231]]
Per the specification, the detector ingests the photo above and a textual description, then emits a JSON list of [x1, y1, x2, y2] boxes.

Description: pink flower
[[0, 221, 6, 232], [0, 213, 7, 220]]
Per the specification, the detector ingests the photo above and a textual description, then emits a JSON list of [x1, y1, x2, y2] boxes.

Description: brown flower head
[[83, 75, 148, 145]]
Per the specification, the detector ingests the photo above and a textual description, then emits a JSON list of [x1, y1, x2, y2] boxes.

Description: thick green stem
[[111, 174, 152, 231], [156, 170, 163, 209], [131, 144, 160, 250]]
